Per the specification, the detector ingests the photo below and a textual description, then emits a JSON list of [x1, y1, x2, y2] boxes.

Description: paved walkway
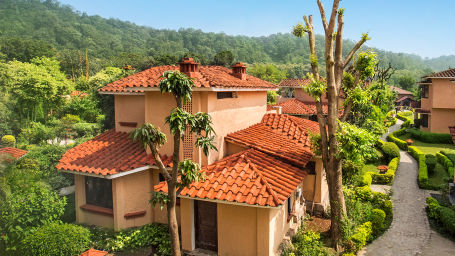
[[361, 120, 455, 256]]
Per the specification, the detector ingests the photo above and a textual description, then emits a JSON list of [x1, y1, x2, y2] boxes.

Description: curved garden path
[[361, 120, 455, 256]]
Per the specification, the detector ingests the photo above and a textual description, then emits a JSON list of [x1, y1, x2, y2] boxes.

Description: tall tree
[[130, 71, 216, 256], [292, 0, 370, 249]]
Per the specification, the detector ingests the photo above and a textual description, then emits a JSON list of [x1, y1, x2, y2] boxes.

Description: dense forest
[[1, 0, 455, 89]]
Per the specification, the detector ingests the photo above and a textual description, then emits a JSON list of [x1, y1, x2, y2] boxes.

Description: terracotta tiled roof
[[99, 65, 277, 93], [268, 99, 341, 116], [0, 147, 27, 159], [155, 149, 307, 207], [80, 249, 108, 256], [278, 78, 311, 88], [390, 86, 412, 95], [70, 90, 89, 98], [225, 114, 318, 166], [395, 95, 414, 103], [425, 68, 455, 78], [449, 126, 455, 145], [56, 130, 172, 176]]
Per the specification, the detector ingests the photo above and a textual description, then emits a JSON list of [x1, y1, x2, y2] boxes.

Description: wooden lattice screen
[[183, 100, 193, 159]]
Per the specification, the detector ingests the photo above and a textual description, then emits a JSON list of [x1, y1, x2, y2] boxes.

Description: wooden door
[[195, 200, 218, 251]]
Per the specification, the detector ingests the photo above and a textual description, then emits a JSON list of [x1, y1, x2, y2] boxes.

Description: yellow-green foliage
[[350, 222, 373, 253], [386, 128, 408, 150], [408, 146, 428, 188], [1, 135, 15, 147], [436, 152, 454, 178], [371, 209, 386, 234], [426, 197, 440, 219], [371, 157, 399, 184]]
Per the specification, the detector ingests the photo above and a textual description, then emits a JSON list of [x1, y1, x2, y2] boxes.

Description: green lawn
[[397, 133, 455, 155], [361, 155, 388, 175], [428, 166, 450, 190]]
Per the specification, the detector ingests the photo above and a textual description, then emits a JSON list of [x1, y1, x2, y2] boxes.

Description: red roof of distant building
[[56, 130, 172, 176], [395, 95, 414, 103], [155, 148, 308, 207], [99, 65, 277, 93], [390, 86, 413, 95], [425, 68, 455, 78], [268, 99, 328, 115], [278, 78, 312, 88], [0, 147, 27, 159], [225, 114, 318, 166], [79, 249, 108, 256], [70, 90, 89, 98]]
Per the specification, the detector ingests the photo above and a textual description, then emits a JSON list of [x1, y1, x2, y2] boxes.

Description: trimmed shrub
[[418, 155, 428, 188], [408, 146, 423, 159], [361, 172, 373, 186], [425, 154, 437, 174], [371, 157, 399, 184], [291, 230, 333, 256], [438, 206, 455, 235], [441, 150, 455, 165], [376, 139, 386, 148], [436, 152, 454, 178], [409, 128, 452, 144], [382, 142, 400, 159], [382, 200, 393, 217], [1, 135, 15, 147], [22, 223, 90, 256], [426, 197, 440, 219], [350, 222, 373, 253], [370, 209, 386, 235], [397, 111, 414, 128], [387, 129, 408, 151]]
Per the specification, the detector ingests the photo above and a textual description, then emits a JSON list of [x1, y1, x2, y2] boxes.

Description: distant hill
[[1, 0, 454, 83]]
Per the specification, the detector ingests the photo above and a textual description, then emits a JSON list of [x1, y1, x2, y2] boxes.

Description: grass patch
[[361, 157, 388, 175], [397, 133, 455, 155], [427, 167, 450, 190]]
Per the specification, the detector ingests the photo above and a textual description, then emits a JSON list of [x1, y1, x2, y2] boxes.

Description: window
[[421, 114, 429, 128], [217, 92, 234, 99], [287, 195, 293, 220], [85, 176, 113, 209], [422, 85, 429, 98]]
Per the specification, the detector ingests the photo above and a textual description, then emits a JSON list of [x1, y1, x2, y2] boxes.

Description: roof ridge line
[[244, 153, 280, 205]]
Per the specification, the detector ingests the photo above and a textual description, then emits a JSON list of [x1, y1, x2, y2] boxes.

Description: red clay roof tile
[[225, 114, 318, 166], [390, 86, 413, 95], [56, 130, 172, 175], [79, 249, 108, 256], [155, 149, 307, 207], [99, 65, 277, 93], [425, 68, 455, 78], [0, 147, 27, 159], [278, 78, 312, 88]]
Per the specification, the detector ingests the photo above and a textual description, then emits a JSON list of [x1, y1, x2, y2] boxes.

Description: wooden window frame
[[85, 176, 113, 209], [217, 92, 235, 99], [421, 113, 429, 128], [422, 85, 429, 99]]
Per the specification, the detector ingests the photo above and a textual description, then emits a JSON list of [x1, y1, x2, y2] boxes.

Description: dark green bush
[[425, 154, 437, 174], [438, 206, 455, 235], [88, 223, 171, 255], [436, 152, 454, 178], [22, 223, 90, 256], [441, 150, 455, 165], [409, 128, 452, 144], [418, 155, 428, 188], [382, 142, 400, 159]]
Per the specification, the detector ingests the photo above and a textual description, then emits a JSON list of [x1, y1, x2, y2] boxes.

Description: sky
[[58, 0, 455, 58]]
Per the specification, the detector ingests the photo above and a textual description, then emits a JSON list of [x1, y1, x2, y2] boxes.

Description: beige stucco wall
[[74, 175, 114, 229], [429, 108, 455, 133], [206, 91, 267, 164], [294, 88, 315, 102], [112, 170, 154, 230], [430, 79, 455, 109], [114, 95, 145, 133]]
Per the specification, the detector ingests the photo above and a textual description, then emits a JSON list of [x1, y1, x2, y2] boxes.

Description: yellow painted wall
[[114, 95, 145, 133], [217, 204, 258, 256], [74, 175, 114, 229]]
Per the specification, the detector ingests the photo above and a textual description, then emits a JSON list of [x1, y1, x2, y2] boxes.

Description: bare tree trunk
[[167, 96, 183, 256]]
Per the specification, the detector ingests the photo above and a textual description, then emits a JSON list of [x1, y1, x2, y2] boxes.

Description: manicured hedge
[[387, 128, 408, 150], [408, 128, 452, 144], [408, 146, 428, 188], [371, 157, 399, 184], [382, 142, 401, 159], [436, 152, 454, 178], [426, 197, 455, 236], [397, 111, 414, 128]]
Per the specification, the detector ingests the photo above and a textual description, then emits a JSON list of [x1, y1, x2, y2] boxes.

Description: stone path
[[361, 120, 455, 255]]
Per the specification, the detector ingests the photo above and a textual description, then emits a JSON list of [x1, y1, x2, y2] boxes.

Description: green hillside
[[1, 0, 454, 87]]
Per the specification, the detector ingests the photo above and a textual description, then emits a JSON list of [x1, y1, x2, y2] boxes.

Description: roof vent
[[232, 62, 247, 80], [179, 57, 199, 78]]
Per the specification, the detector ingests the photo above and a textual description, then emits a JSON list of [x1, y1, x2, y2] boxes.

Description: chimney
[[179, 57, 199, 78], [232, 62, 247, 80]]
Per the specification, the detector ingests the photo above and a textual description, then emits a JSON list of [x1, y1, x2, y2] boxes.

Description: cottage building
[[390, 86, 415, 107], [57, 59, 329, 256], [416, 68, 455, 133]]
